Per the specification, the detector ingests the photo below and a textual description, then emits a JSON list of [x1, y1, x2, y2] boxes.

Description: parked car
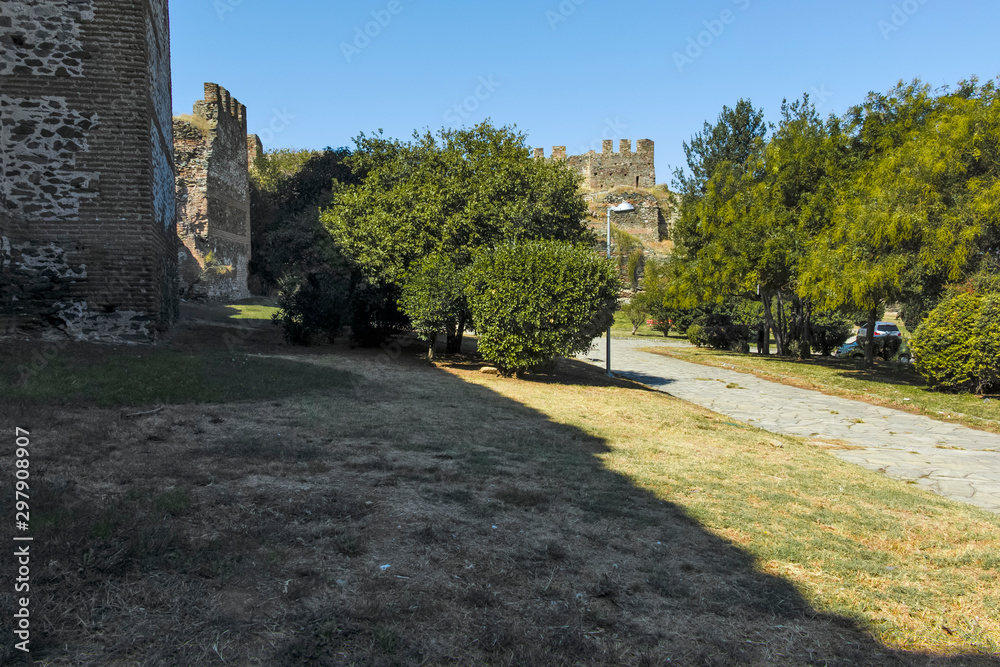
[[836, 336, 912, 363], [856, 321, 902, 339]]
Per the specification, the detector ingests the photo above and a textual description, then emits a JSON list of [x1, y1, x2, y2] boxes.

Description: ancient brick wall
[[0, 0, 178, 342], [535, 139, 655, 191], [247, 134, 264, 171], [597, 191, 669, 247], [174, 83, 252, 300]]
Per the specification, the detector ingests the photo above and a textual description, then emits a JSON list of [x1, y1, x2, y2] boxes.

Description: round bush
[[687, 324, 708, 347], [910, 292, 985, 392], [974, 294, 1000, 390], [464, 240, 619, 374]]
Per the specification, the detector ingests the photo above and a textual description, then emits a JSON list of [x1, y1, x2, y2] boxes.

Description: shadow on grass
[[0, 340, 358, 407], [2, 340, 997, 664]]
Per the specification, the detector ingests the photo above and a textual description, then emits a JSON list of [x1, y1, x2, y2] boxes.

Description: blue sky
[[169, 0, 1000, 184]]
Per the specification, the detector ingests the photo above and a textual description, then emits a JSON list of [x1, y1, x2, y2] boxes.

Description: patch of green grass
[[0, 344, 358, 407], [610, 309, 684, 340], [642, 346, 1000, 434], [224, 304, 280, 321]]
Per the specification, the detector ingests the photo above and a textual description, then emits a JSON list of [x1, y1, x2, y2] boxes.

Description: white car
[[857, 321, 902, 339]]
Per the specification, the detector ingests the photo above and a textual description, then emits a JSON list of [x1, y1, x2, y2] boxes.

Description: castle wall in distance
[[173, 83, 253, 301], [534, 139, 655, 191]]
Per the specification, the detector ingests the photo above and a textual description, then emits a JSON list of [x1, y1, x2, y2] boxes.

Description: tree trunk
[[863, 306, 877, 368], [631, 324, 639, 335], [446, 313, 466, 354], [799, 297, 812, 358], [427, 334, 435, 362], [773, 292, 788, 356], [760, 293, 775, 356]]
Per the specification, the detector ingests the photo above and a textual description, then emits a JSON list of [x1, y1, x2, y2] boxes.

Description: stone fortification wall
[[594, 191, 670, 247], [0, 0, 178, 342], [534, 139, 655, 191], [174, 83, 253, 300]]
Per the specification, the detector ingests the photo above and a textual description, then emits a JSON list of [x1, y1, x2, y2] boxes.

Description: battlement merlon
[[198, 82, 249, 133], [247, 134, 264, 170]]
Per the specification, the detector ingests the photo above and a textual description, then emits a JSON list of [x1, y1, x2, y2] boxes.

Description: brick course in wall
[[535, 139, 655, 191], [173, 83, 253, 301], [0, 0, 178, 342]]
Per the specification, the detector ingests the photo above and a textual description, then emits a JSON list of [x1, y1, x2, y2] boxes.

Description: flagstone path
[[578, 336, 1000, 515]]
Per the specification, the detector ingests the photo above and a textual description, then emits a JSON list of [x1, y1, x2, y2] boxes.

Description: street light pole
[[606, 201, 634, 377]]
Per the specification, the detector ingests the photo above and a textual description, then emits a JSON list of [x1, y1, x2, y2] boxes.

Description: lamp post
[[606, 201, 635, 377]]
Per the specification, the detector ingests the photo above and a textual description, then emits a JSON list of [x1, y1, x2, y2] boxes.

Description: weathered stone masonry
[[534, 139, 655, 191], [173, 83, 253, 300], [0, 0, 178, 342]]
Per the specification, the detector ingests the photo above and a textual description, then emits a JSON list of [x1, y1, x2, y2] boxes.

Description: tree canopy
[[322, 122, 591, 287], [663, 78, 1000, 366], [320, 121, 593, 351]]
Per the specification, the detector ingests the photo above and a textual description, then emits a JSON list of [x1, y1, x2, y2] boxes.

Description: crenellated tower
[[173, 82, 256, 300], [532, 139, 655, 190]]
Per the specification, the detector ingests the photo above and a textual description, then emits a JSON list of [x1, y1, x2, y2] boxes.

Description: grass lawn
[[639, 345, 1000, 435], [611, 309, 685, 341], [1, 309, 998, 664]]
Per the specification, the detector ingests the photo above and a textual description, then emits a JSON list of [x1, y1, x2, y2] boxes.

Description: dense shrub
[[464, 240, 619, 374], [686, 323, 707, 347], [976, 295, 1000, 390], [811, 320, 853, 356], [910, 292, 988, 392], [398, 253, 467, 357], [250, 148, 357, 292], [686, 314, 750, 352], [874, 335, 903, 361], [273, 264, 352, 345], [273, 257, 406, 347]]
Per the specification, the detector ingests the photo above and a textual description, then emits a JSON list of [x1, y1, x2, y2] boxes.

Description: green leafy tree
[[323, 121, 591, 352], [634, 258, 675, 336], [620, 299, 647, 335], [250, 148, 357, 291], [802, 79, 1000, 365], [668, 100, 771, 344], [464, 240, 619, 374], [398, 253, 467, 360], [671, 99, 768, 261], [610, 224, 644, 291], [671, 95, 847, 357]]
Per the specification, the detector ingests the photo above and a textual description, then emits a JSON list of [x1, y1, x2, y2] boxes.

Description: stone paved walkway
[[578, 336, 1000, 515]]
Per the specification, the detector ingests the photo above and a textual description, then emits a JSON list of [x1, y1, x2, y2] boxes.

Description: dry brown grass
[[1, 316, 999, 665], [173, 113, 212, 135]]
